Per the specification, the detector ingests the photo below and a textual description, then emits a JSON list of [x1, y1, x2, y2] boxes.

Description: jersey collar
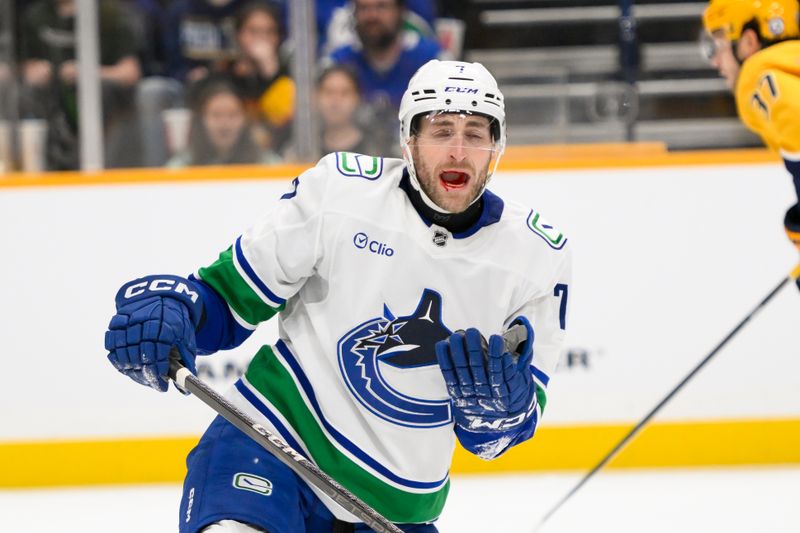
[[399, 169, 504, 239]]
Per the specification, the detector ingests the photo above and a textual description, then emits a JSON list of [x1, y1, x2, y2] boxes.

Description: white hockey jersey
[[195, 152, 572, 523]]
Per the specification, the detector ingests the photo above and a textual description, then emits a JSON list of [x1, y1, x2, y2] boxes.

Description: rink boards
[[1, 147, 799, 488]]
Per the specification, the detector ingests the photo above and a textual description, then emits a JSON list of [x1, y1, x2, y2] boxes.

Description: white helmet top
[[399, 60, 506, 148], [398, 60, 507, 214]]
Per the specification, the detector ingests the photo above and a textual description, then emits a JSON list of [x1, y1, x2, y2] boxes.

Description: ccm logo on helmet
[[353, 232, 395, 257], [444, 86, 478, 94], [124, 279, 199, 303]]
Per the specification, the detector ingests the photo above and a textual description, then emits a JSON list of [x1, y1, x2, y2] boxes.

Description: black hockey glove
[[784, 204, 800, 291]]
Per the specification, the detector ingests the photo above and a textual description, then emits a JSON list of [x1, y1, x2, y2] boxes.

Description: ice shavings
[[471, 435, 513, 460]]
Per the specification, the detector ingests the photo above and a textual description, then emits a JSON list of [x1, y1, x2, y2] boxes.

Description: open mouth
[[439, 170, 470, 191]]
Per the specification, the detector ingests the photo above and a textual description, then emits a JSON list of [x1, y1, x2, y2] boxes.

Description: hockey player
[[703, 0, 800, 283], [104, 60, 571, 532]]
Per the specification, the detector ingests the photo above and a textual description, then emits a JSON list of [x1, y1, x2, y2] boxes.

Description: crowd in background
[[0, 0, 465, 171]]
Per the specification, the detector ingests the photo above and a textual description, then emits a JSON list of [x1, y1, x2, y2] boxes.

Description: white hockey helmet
[[399, 60, 507, 213]]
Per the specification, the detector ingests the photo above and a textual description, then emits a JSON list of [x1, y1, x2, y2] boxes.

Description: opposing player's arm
[[739, 67, 800, 250], [763, 71, 800, 198], [739, 68, 800, 155], [438, 244, 572, 460], [762, 71, 800, 250], [762, 70, 800, 249]]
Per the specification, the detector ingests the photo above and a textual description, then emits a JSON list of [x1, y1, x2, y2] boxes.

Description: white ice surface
[[0, 467, 798, 532]]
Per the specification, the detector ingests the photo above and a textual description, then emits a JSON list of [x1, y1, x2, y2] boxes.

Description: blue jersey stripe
[[235, 236, 286, 306], [275, 340, 449, 491], [531, 365, 550, 386]]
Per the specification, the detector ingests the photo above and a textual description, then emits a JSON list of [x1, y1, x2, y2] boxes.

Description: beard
[[356, 22, 400, 52], [412, 143, 490, 213]]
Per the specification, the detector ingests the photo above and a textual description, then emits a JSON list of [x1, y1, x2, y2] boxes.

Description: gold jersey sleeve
[[736, 40, 800, 156]]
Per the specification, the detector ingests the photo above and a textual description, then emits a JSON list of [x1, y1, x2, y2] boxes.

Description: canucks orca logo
[[337, 289, 453, 428]]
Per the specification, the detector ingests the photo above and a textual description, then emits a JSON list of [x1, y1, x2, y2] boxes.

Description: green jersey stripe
[[245, 345, 450, 523], [535, 384, 548, 413], [228, 303, 258, 331], [198, 247, 283, 325]]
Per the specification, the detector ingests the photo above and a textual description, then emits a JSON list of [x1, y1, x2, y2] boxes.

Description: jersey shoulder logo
[[335, 152, 384, 180], [526, 209, 567, 250], [337, 289, 453, 428]]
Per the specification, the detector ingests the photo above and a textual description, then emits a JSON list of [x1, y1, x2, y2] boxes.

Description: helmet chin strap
[[401, 140, 491, 215]]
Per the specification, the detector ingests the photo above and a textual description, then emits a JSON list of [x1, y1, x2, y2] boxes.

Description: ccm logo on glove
[[123, 278, 199, 303]]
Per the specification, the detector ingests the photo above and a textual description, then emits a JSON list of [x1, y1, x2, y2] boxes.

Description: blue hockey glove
[[105, 275, 203, 392], [436, 318, 536, 433]]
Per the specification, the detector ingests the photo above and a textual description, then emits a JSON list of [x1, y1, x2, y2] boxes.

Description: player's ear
[[737, 28, 762, 59]]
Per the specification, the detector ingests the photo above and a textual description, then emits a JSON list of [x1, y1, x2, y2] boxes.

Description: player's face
[[706, 31, 740, 89], [409, 113, 497, 213]]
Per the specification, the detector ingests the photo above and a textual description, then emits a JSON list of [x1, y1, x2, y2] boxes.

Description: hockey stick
[[168, 325, 527, 533], [168, 356, 403, 533], [532, 263, 800, 532]]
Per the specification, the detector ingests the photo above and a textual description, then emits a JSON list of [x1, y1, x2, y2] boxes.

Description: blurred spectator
[[163, 0, 250, 83], [138, 0, 289, 167], [0, 62, 9, 95], [0, 59, 11, 173], [0, 37, 13, 102], [0, 34, 11, 116], [325, 0, 441, 155], [320, 0, 437, 56], [168, 76, 280, 167], [125, 0, 183, 169], [215, 1, 294, 153], [18, 0, 142, 169], [124, 0, 170, 77], [315, 65, 378, 156]]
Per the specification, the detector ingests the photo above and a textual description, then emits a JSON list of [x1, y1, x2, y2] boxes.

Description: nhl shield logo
[[337, 289, 453, 428], [432, 229, 448, 247]]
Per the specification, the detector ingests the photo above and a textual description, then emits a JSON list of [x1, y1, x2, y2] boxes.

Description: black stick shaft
[[169, 361, 403, 533], [534, 264, 800, 532]]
